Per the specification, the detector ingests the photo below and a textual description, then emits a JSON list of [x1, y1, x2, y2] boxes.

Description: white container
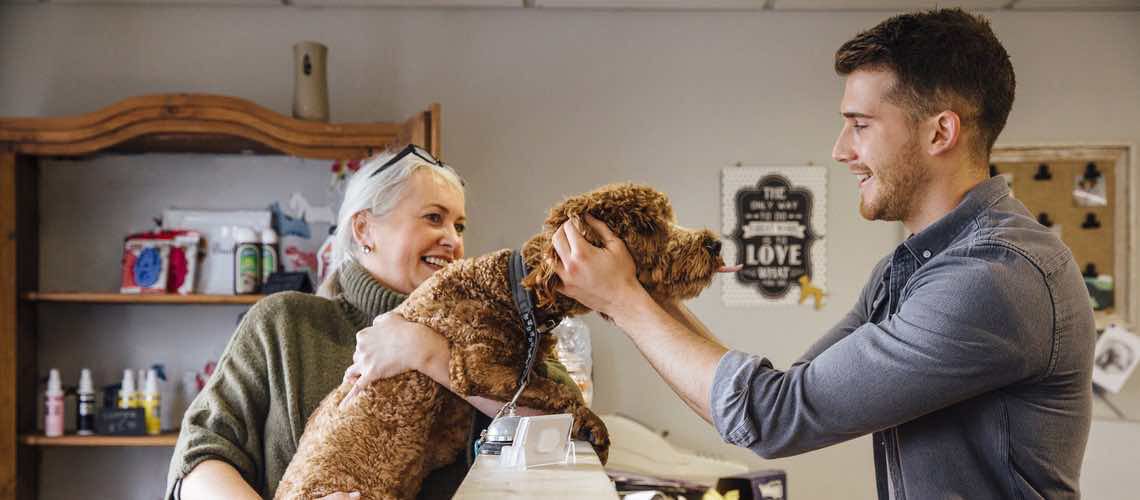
[[44, 369, 64, 437]]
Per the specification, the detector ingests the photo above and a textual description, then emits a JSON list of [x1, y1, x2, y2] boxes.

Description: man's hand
[[551, 214, 646, 317], [339, 312, 447, 410]]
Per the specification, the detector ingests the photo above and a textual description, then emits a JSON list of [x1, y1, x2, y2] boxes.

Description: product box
[[716, 470, 787, 500]]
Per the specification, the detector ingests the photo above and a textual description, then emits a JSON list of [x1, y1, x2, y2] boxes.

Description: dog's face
[[525, 183, 724, 314]]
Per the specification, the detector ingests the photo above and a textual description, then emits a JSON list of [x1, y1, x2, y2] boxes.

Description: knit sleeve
[[164, 301, 276, 499], [540, 357, 584, 401]]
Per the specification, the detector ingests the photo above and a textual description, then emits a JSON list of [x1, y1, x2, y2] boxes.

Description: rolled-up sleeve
[[164, 303, 274, 499], [711, 350, 773, 449], [708, 246, 1053, 459]]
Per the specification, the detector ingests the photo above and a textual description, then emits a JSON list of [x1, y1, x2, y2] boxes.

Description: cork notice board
[[990, 144, 1134, 324], [992, 160, 1114, 282]]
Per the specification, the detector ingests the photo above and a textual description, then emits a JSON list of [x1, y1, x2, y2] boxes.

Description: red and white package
[[120, 233, 171, 294], [168, 231, 201, 295], [120, 230, 201, 294]]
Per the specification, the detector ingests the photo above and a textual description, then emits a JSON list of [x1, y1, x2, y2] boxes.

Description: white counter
[[453, 441, 619, 499]]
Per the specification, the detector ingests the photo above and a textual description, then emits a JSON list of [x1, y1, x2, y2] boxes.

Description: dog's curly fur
[[275, 183, 725, 500]]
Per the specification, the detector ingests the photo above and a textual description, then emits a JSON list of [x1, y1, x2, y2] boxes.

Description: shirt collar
[[901, 176, 1010, 264]]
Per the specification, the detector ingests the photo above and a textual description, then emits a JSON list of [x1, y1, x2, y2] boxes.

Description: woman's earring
[[362, 244, 373, 254]]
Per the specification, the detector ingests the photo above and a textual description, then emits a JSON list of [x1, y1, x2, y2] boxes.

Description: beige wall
[[2, 4, 1138, 499]]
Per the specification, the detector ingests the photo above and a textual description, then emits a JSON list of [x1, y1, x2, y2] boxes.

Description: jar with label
[[233, 226, 261, 294], [261, 228, 279, 285]]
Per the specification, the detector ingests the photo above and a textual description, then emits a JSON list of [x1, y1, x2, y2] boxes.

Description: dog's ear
[[567, 213, 604, 248], [524, 237, 563, 309]]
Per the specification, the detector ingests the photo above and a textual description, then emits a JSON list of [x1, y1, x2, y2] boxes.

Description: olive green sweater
[[165, 260, 578, 499]]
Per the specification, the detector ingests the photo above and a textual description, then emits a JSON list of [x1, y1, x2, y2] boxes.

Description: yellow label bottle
[[143, 369, 162, 435], [118, 369, 140, 409]]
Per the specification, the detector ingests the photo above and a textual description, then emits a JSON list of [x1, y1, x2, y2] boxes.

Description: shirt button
[[922, 250, 932, 259]]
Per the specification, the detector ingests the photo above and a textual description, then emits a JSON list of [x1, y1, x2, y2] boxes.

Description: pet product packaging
[[271, 199, 332, 288], [163, 209, 272, 294], [168, 231, 201, 294], [120, 230, 201, 294], [120, 233, 171, 294]]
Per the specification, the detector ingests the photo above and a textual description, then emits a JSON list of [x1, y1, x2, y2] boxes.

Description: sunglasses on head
[[369, 144, 449, 178]]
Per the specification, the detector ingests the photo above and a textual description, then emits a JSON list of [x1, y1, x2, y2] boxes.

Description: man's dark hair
[[835, 8, 1015, 160]]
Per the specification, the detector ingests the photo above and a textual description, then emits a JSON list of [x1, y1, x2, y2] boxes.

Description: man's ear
[[928, 110, 961, 157]]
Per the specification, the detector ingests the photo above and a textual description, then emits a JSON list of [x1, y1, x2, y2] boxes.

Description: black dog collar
[[507, 250, 561, 388]]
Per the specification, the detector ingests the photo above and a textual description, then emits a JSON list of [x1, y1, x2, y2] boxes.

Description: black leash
[[474, 250, 561, 456], [507, 249, 559, 389]]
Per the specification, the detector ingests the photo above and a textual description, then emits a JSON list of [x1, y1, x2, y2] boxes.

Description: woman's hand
[[339, 312, 447, 409]]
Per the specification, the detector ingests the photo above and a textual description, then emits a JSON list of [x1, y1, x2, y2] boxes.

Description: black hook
[[1083, 162, 1101, 181], [1037, 212, 1053, 227], [1033, 163, 1052, 181], [1084, 263, 1098, 278], [1081, 213, 1101, 229]]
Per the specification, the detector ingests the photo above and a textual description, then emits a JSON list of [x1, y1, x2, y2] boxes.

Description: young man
[[552, 9, 1094, 499]]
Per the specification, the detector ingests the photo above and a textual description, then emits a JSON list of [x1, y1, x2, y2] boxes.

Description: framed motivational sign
[[722, 166, 828, 308]]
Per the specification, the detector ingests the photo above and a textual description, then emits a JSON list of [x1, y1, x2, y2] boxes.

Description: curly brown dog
[[275, 183, 726, 499]]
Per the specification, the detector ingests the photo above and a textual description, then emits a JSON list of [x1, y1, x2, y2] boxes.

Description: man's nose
[[832, 126, 854, 163], [704, 239, 722, 257]]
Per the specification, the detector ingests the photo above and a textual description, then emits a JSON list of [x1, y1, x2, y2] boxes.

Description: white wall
[[2, 4, 1139, 500]]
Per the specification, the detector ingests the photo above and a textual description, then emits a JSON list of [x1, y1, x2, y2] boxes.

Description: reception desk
[[453, 441, 619, 499]]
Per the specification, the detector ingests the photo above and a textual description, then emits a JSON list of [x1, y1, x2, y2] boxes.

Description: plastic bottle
[[143, 369, 162, 435], [260, 228, 279, 285], [117, 369, 139, 409], [44, 369, 64, 437], [233, 226, 261, 294], [552, 318, 594, 407], [76, 369, 96, 435]]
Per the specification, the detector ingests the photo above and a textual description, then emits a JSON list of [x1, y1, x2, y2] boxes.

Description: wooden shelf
[[23, 292, 265, 304], [20, 433, 178, 447]]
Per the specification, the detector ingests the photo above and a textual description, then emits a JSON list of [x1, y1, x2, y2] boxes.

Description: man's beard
[[859, 136, 929, 222]]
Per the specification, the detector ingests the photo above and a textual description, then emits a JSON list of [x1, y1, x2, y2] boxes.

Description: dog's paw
[[572, 407, 610, 465]]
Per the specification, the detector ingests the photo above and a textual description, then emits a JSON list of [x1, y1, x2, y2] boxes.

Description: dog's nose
[[704, 239, 722, 257]]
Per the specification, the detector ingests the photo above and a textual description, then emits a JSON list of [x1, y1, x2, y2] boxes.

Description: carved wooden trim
[[0, 94, 439, 160]]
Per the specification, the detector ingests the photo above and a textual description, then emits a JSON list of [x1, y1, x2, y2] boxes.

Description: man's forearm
[[660, 301, 727, 348], [612, 290, 727, 423]]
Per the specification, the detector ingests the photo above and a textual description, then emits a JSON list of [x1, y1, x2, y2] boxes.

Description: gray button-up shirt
[[711, 176, 1095, 499]]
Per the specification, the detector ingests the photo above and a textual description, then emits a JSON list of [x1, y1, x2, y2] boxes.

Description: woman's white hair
[[317, 148, 465, 298]]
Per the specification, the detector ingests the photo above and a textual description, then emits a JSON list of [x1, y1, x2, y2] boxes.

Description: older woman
[[166, 145, 580, 500]]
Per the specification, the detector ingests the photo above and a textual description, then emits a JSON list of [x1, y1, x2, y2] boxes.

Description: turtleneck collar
[[337, 259, 407, 322]]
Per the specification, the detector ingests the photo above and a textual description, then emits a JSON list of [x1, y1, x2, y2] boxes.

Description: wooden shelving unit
[[23, 292, 265, 305], [0, 94, 442, 500], [20, 433, 178, 447]]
